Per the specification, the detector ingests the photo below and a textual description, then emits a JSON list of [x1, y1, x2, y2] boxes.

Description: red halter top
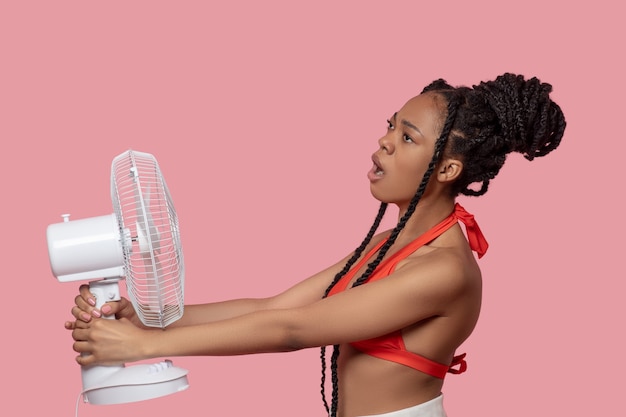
[[327, 203, 488, 379]]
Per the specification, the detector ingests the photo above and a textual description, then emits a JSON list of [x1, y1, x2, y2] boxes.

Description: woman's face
[[368, 92, 444, 207]]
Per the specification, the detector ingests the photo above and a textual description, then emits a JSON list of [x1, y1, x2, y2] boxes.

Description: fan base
[[83, 361, 189, 405]]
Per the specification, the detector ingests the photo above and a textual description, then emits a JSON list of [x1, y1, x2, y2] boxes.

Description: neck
[[395, 195, 456, 240]]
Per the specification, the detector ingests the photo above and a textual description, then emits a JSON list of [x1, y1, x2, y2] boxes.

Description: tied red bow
[[453, 203, 489, 258], [448, 353, 467, 375]]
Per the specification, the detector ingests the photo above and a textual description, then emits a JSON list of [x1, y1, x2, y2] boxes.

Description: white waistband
[[357, 394, 447, 417]]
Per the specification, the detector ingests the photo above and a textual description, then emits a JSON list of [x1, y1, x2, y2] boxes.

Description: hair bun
[[473, 73, 566, 160]]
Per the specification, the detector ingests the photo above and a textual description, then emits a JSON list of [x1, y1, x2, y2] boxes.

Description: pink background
[[1, 1, 623, 415]]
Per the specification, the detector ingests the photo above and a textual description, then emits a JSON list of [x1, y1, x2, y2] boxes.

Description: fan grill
[[111, 150, 185, 328]]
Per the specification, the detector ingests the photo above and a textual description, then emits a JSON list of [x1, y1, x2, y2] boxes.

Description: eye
[[386, 119, 395, 130], [402, 134, 414, 143]]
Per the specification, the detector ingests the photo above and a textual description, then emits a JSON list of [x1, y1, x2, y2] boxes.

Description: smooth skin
[[66, 92, 482, 417]]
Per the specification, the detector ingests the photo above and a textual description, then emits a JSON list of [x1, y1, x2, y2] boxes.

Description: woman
[[66, 73, 566, 417]]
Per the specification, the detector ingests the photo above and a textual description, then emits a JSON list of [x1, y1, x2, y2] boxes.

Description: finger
[[79, 284, 97, 307], [72, 327, 90, 342], [76, 354, 89, 366], [110, 297, 132, 317], [65, 320, 88, 330], [71, 305, 93, 322], [74, 347, 96, 366], [68, 319, 89, 330], [72, 342, 93, 367], [99, 302, 115, 317], [75, 353, 95, 366], [98, 298, 127, 318], [73, 293, 96, 318]]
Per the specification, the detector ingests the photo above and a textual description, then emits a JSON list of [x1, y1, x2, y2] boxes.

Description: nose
[[378, 134, 394, 154]]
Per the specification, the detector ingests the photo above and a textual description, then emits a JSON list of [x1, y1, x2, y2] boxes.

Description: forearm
[[163, 260, 346, 330], [146, 308, 303, 359], [167, 298, 270, 328]]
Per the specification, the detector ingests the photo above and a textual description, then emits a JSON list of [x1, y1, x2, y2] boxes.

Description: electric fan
[[46, 149, 189, 405]]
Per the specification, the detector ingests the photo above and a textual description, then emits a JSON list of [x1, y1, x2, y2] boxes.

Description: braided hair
[[440, 73, 566, 196], [319, 73, 565, 416]]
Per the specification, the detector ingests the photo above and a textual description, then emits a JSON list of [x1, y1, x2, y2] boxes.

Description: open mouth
[[374, 163, 384, 176], [372, 156, 384, 176]]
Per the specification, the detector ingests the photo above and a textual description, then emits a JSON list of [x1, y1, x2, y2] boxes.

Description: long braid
[[322, 95, 460, 417], [320, 202, 387, 415], [328, 344, 340, 416], [322, 203, 389, 298], [351, 100, 456, 288]]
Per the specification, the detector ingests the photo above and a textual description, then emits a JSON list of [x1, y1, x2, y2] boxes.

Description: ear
[[436, 158, 463, 183]]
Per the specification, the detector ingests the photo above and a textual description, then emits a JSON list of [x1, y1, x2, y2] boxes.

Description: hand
[[63, 284, 145, 330], [70, 316, 153, 366]]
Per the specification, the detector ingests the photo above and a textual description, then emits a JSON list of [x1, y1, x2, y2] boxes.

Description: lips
[[368, 154, 385, 182], [372, 154, 384, 175]]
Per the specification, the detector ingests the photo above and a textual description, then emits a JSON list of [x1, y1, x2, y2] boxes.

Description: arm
[[72, 250, 473, 366], [67, 252, 353, 329], [66, 287, 282, 329], [169, 255, 355, 327]]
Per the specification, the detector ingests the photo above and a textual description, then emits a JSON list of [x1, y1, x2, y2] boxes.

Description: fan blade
[[144, 185, 161, 252], [134, 182, 168, 324], [133, 170, 148, 253]]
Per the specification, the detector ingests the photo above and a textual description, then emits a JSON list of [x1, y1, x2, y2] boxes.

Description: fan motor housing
[[47, 214, 129, 282]]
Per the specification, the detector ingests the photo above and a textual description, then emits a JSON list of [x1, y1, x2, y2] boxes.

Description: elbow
[[282, 334, 307, 352], [254, 308, 318, 353], [278, 310, 314, 352]]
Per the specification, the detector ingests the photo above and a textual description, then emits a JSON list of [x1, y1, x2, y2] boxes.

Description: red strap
[[351, 345, 468, 379], [447, 353, 467, 375], [453, 203, 489, 258]]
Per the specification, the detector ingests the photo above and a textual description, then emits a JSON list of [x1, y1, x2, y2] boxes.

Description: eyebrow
[[400, 116, 424, 137]]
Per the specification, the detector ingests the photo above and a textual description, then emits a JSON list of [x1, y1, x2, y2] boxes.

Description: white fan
[[46, 150, 189, 405]]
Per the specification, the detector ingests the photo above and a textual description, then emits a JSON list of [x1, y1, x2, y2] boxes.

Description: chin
[[369, 187, 397, 205], [370, 184, 415, 205]]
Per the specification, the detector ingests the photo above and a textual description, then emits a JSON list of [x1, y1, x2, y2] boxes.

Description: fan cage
[[111, 150, 185, 328]]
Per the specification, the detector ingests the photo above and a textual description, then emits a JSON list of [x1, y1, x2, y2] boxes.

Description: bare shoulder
[[392, 240, 482, 309]]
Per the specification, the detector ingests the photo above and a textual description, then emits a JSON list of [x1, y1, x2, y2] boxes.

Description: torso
[[334, 221, 482, 417]]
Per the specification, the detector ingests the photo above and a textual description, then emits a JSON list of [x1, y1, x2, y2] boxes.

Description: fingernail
[[101, 305, 112, 315], [87, 298, 96, 306], [91, 310, 101, 318]]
